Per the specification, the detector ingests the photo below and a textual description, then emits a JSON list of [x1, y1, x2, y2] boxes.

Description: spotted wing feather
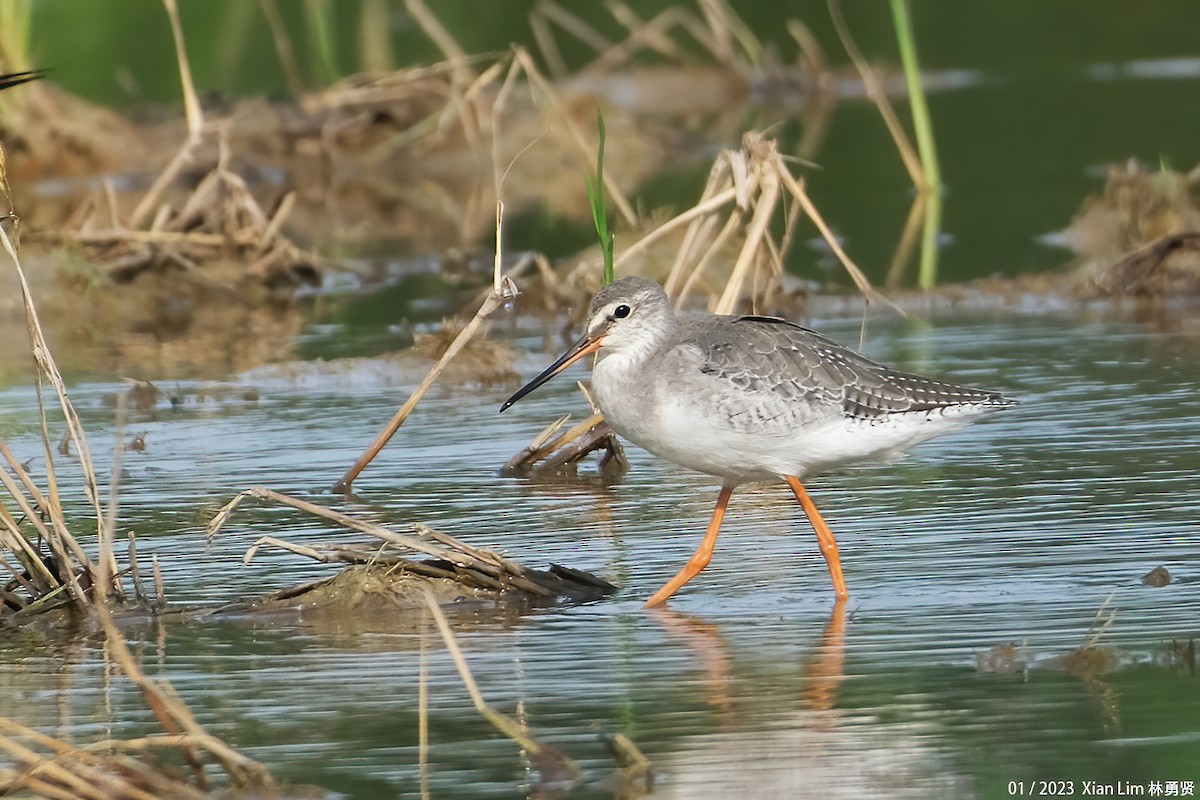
[[688, 314, 1013, 423]]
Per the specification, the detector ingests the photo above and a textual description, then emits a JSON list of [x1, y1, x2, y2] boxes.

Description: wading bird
[[502, 277, 1015, 607]]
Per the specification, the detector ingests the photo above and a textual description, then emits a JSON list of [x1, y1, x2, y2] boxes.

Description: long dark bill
[[499, 331, 605, 412]]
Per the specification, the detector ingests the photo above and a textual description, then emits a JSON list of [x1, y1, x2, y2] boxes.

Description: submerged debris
[[601, 731, 655, 797], [974, 642, 1029, 676], [208, 487, 617, 614], [230, 558, 613, 617], [502, 384, 629, 481], [1155, 639, 1196, 675], [1141, 565, 1172, 587], [1063, 161, 1200, 297]]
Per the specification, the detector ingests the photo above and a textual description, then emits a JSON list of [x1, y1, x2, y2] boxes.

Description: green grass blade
[[587, 108, 614, 286]]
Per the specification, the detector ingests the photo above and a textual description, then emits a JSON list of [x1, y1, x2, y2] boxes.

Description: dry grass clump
[[1061, 160, 1200, 297], [27, 0, 324, 294], [58, 143, 320, 291], [0, 718, 292, 800], [1, 188, 284, 798], [208, 486, 616, 610]]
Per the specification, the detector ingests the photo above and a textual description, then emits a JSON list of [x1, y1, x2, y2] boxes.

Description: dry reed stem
[[0, 717, 238, 800], [243, 535, 327, 565], [714, 168, 780, 314], [504, 413, 604, 472], [418, 613, 431, 800], [333, 276, 517, 492], [421, 588, 580, 782], [0, 447, 73, 592], [0, 220, 119, 607], [337, 57, 535, 491], [505, 413, 570, 465], [161, 0, 204, 144], [787, 18, 829, 76], [771, 152, 897, 311], [512, 47, 637, 226], [405, 0, 487, 151], [490, 55, 525, 295], [212, 487, 482, 567], [536, 419, 623, 474], [1083, 593, 1117, 648], [0, 720, 110, 799], [126, 140, 200, 231], [885, 192, 927, 287], [699, 0, 762, 73], [526, 8, 565, 80], [610, 4, 692, 62], [539, 1, 614, 54], [583, 4, 699, 74], [405, 0, 474, 88], [257, 0, 305, 94], [128, 0, 206, 229], [617, 186, 742, 275], [828, 0, 923, 187], [662, 156, 732, 293]]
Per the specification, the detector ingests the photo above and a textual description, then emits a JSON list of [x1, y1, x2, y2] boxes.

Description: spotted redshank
[[501, 277, 1015, 607]]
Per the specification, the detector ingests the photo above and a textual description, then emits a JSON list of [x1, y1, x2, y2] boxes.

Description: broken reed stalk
[[421, 588, 580, 784], [0, 218, 124, 609], [333, 233, 516, 495], [128, 0, 206, 228], [0, 225, 271, 794], [647, 132, 893, 313], [512, 47, 637, 226], [828, 0, 923, 186], [211, 486, 526, 575], [333, 43, 549, 492]]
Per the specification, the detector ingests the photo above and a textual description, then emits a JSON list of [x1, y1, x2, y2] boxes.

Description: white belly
[[593, 353, 981, 484]]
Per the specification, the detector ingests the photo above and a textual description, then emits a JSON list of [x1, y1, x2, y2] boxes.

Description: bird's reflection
[[799, 598, 847, 714], [650, 599, 848, 722]]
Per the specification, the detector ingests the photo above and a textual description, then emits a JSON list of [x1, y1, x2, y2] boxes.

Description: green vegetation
[[586, 108, 615, 286]]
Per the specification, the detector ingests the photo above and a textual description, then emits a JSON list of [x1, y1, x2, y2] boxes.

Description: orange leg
[[785, 476, 849, 600], [644, 484, 734, 608]]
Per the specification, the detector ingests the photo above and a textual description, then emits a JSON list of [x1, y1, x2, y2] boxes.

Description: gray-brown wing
[[685, 314, 1013, 422]]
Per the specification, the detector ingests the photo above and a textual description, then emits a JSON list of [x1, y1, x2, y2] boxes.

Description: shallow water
[[2, 306, 1198, 798]]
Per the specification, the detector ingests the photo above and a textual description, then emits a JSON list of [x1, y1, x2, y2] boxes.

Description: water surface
[[2, 306, 1197, 798]]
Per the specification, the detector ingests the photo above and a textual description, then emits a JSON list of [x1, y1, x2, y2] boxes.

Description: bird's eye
[[613, 304, 631, 319]]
